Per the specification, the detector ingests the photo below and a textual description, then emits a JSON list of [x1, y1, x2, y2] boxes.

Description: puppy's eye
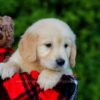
[[64, 44, 68, 48], [45, 43, 52, 48]]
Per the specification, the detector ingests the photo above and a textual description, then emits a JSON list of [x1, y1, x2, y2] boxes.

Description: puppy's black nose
[[56, 58, 65, 66]]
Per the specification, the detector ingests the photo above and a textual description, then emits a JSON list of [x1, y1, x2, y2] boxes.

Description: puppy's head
[[19, 18, 76, 71]]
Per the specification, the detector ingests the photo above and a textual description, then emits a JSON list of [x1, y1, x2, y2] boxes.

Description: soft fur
[[0, 16, 14, 48], [0, 18, 76, 90]]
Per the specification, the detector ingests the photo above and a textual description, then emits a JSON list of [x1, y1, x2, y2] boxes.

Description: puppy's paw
[[37, 70, 62, 90], [0, 63, 19, 80]]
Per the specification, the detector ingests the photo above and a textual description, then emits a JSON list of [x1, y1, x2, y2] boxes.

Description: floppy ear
[[19, 33, 38, 63], [70, 44, 76, 67]]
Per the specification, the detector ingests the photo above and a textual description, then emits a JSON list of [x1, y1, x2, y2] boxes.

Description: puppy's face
[[19, 18, 76, 71], [37, 32, 71, 71]]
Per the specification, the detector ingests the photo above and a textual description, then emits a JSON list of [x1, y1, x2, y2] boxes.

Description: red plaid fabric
[[0, 48, 7, 62], [0, 71, 69, 100], [0, 48, 14, 62]]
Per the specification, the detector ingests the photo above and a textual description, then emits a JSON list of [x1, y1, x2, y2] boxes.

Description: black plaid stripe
[[26, 73, 39, 100], [0, 77, 10, 100], [55, 75, 77, 100], [15, 73, 39, 100]]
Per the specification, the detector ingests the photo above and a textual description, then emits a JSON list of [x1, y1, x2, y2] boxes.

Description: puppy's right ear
[[69, 44, 76, 67], [19, 33, 38, 63]]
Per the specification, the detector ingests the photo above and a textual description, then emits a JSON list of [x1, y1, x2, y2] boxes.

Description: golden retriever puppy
[[0, 18, 76, 90]]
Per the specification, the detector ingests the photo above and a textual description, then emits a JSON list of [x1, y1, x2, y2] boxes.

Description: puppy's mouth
[[40, 59, 66, 71], [43, 64, 65, 71], [55, 64, 65, 70]]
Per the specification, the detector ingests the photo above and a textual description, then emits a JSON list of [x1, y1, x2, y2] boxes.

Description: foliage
[[0, 0, 100, 99]]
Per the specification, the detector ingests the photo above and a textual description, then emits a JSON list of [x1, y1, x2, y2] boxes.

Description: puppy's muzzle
[[56, 58, 65, 66]]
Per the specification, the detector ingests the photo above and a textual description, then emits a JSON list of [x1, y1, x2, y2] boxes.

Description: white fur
[[37, 70, 63, 90], [26, 18, 76, 42]]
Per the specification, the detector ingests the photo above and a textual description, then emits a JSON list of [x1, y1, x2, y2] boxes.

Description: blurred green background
[[0, 0, 100, 99]]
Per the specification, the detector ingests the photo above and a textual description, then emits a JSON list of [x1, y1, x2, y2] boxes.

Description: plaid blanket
[[0, 48, 14, 62], [0, 71, 77, 100]]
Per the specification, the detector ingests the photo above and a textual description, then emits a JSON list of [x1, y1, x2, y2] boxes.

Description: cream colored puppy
[[0, 18, 76, 90]]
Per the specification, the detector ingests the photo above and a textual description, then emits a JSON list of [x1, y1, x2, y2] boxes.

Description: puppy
[[0, 18, 76, 90]]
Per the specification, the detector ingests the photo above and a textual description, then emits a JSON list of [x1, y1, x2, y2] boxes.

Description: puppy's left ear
[[70, 43, 76, 67]]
